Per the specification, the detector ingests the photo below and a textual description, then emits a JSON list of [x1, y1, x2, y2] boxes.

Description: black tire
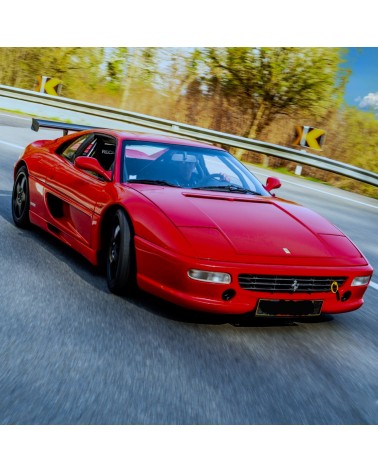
[[106, 209, 136, 295], [12, 165, 30, 228]]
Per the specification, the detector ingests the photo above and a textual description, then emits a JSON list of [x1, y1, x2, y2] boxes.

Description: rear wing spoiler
[[31, 118, 105, 136]]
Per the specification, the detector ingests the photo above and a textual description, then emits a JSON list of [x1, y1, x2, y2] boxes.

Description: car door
[[44, 133, 117, 248]]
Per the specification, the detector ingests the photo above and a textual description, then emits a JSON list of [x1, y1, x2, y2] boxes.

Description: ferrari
[[12, 118, 373, 317]]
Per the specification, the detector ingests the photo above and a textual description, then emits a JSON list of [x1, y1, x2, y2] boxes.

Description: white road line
[[0, 140, 24, 150], [252, 169, 378, 210], [0, 112, 31, 121], [370, 281, 378, 291]]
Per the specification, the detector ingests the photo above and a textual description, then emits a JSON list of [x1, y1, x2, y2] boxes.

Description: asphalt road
[[1, 112, 378, 425]]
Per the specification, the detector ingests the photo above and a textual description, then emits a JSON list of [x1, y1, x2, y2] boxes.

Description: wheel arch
[[14, 160, 29, 180], [97, 204, 135, 268]]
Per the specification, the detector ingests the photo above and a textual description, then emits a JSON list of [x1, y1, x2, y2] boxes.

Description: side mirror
[[74, 156, 112, 182], [264, 176, 281, 193]]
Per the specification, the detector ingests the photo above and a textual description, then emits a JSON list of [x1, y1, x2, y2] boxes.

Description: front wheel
[[12, 165, 30, 228], [106, 209, 136, 295]]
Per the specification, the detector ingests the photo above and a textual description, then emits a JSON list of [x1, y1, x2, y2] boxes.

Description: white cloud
[[358, 92, 378, 110]]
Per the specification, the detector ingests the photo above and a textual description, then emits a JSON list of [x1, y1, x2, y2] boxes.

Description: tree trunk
[[233, 101, 266, 159]]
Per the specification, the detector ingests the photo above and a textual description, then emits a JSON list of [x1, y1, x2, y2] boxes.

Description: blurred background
[[1, 46, 377, 198]]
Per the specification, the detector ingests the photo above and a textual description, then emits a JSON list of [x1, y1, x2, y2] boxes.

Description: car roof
[[90, 129, 221, 150]]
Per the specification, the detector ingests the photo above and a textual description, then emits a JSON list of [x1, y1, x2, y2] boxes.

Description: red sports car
[[12, 118, 373, 317]]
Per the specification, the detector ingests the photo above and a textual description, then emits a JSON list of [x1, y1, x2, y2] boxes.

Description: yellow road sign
[[293, 126, 325, 150], [44, 77, 62, 95], [35, 76, 62, 95]]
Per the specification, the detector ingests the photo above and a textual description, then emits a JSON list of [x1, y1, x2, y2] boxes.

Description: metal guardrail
[[1, 84, 377, 187]]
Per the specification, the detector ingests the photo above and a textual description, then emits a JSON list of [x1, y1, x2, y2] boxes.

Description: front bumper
[[135, 238, 373, 316]]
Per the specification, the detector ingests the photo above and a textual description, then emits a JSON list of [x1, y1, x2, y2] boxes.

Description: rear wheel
[[12, 166, 30, 228], [106, 209, 136, 295]]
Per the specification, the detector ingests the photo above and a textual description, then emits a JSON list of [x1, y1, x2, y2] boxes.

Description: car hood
[[136, 187, 364, 262]]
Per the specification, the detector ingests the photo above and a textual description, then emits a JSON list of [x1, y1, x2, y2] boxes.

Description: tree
[[0, 47, 106, 98], [105, 48, 159, 109], [189, 47, 349, 140]]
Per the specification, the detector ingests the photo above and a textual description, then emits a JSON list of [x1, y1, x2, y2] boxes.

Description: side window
[[56, 133, 116, 177], [82, 139, 97, 157], [203, 153, 244, 186], [58, 135, 90, 163], [87, 135, 117, 172]]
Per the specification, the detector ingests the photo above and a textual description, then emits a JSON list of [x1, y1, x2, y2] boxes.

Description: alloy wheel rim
[[14, 174, 26, 218], [109, 222, 121, 279]]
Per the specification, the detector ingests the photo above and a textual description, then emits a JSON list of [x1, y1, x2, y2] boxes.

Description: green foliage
[[0, 47, 106, 97], [187, 47, 349, 139], [341, 107, 378, 172]]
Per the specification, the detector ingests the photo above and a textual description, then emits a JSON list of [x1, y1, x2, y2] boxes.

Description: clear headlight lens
[[188, 269, 231, 284], [351, 276, 371, 286]]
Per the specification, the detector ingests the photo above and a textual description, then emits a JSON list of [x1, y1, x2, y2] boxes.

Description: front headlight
[[351, 276, 371, 286], [188, 269, 231, 284]]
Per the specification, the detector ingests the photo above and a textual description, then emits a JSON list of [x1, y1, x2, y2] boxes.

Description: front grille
[[238, 275, 347, 293]]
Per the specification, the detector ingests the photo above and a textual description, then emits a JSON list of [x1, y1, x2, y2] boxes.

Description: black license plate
[[256, 299, 323, 317]]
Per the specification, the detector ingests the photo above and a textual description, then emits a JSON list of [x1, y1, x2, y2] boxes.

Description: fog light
[[351, 276, 371, 286], [188, 269, 231, 284], [341, 291, 351, 302], [222, 289, 236, 301]]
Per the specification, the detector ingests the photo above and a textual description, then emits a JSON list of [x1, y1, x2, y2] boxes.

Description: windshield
[[121, 141, 270, 196]]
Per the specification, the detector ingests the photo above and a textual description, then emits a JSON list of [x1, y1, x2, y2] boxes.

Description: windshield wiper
[[195, 184, 261, 195], [128, 179, 179, 187]]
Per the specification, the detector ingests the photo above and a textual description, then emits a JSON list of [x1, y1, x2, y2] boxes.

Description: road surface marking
[[252, 169, 378, 210], [369, 281, 378, 291], [0, 140, 24, 149]]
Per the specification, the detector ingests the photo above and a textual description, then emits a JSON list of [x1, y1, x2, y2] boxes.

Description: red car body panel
[[13, 123, 373, 316]]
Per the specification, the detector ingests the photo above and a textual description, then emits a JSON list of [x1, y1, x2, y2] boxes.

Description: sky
[[343, 48, 378, 114]]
